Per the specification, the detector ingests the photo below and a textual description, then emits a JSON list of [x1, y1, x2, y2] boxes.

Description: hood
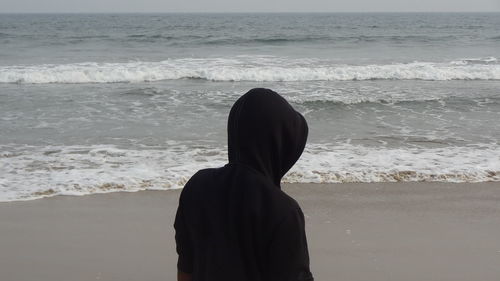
[[227, 88, 308, 187]]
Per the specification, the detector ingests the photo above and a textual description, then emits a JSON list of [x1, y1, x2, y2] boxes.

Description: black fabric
[[174, 88, 313, 281]]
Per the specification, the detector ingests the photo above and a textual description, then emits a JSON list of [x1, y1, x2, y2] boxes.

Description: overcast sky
[[1, 0, 499, 13]]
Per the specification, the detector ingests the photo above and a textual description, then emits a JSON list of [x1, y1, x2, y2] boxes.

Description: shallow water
[[1, 13, 499, 201]]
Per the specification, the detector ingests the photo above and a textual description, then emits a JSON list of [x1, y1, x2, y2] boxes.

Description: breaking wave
[[1, 57, 499, 84], [1, 143, 499, 202]]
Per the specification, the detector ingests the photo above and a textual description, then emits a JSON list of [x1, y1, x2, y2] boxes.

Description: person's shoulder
[[187, 168, 215, 182], [272, 187, 302, 215], [279, 187, 301, 206], [177, 169, 211, 201], [182, 167, 220, 191]]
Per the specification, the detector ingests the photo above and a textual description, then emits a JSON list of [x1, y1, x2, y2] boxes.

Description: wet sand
[[1, 182, 499, 281]]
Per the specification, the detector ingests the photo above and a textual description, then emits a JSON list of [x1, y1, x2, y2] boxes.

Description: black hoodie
[[174, 88, 313, 281]]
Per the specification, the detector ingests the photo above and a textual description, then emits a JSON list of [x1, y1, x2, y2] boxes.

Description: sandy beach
[[1, 182, 499, 281]]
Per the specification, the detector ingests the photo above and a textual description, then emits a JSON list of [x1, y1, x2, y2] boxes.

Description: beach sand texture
[[1, 182, 499, 281]]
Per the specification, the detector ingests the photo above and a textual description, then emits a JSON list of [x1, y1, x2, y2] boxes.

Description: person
[[174, 88, 313, 281]]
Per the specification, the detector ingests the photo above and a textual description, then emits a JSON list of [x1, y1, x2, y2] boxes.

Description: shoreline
[[1, 182, 499, 281]]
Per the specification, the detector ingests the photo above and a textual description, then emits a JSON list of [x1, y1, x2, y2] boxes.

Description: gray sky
[[1, 0, 499, 13]]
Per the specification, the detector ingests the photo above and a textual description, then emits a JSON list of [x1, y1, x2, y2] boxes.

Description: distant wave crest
[[1, 56, 499, 84]]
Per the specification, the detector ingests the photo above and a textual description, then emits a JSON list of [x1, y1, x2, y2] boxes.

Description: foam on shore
[[1, 143, 498, 202]]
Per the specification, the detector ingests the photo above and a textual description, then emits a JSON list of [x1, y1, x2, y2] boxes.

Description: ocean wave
[[289, 144, 500, 184], [289, 95, 500, 107], [197, 35, 462, 46], [201, 35, 332, 45], [124, 34, 179, 42], [353, 35, 458, 43], [2, 32, 462, 45], [1, 57, 499, 84], [450, 57, 498, 65], [1, 143, 499, 202]]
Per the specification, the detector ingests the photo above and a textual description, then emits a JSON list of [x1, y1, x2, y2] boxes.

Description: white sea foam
[[0, 144, 227, 202], [450, 57, 498, 65], [1, 57, 499, 83], [1, 143, 499, 202], [287, 144, 500, 183]]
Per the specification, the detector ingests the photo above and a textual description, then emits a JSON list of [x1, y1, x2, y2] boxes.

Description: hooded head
[[227, 88, 308, 187]]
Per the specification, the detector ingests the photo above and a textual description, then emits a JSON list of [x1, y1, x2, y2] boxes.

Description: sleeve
[[174, 193, 194, 274], [268, 207, 314, 281]]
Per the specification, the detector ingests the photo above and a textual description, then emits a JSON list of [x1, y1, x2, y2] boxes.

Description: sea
[[1, 13, 499, 201]]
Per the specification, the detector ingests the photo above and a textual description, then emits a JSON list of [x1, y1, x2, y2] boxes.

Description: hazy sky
[[1, 0, 499, 13]]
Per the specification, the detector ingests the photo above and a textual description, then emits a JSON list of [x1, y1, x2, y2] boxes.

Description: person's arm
[[268, 208, 314, 281], [177, 270, 192, 281], [174, 193, 194, 280]]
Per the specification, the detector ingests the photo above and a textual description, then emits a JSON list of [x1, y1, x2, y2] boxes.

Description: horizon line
[[1, 11, 500, 14]]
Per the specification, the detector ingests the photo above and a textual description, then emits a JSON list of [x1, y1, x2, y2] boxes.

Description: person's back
[[174, 88, 314, 281]]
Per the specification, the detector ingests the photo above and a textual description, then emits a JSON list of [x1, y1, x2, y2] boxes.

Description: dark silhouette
[[174, 88, 313, 281]]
